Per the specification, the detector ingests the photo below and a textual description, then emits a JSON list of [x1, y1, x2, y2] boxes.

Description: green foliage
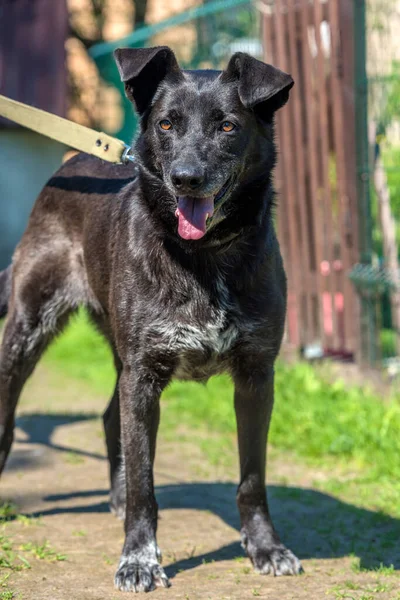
[[370, 57, 400, 257], [381, 327, 397, 358], [377, 60, 400, 135], [381, 146, 400, 243], [381, 146, 400, 216], [370, 145, 400, 256]]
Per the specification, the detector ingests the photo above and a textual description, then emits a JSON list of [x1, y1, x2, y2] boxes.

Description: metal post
[[353, 0, 376, 364]]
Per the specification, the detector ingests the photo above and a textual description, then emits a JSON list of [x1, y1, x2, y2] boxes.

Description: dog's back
[[0, 153, 136, 320]]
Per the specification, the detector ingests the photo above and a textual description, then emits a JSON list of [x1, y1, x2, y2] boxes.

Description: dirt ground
[[1, 365, 399, 600]]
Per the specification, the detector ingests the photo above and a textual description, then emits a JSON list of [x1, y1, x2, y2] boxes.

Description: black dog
[[0, 47, 301, 592]]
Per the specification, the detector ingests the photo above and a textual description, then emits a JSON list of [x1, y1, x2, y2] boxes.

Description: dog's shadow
[[158, 482, 400, 575], [39, 482, 400, 577], [7, 412, 105, 470]]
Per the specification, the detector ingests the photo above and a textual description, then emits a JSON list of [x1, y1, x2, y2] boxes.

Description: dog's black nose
[[171, 165, 205, 192]]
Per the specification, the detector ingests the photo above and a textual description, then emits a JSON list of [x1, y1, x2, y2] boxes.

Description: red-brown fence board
[[261, 0, 360, 359], [0, 0, 68, 128]]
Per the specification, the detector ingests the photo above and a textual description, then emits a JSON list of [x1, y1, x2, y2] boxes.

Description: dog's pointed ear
[[114, 46, 182, 115], [222, 52, 294, 120]]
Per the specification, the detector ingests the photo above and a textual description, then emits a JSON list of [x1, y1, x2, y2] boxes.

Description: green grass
[[0, 531, 65, 597], [162, 364, 400, 483], [0, 503, 18, 522], [329, 577, 394, 599], [44, 310, 115, 394], [72, 530, 87, 537], [0, 579, 16, 600], [0, 534, 31, 572], [42, 311, 400, 516], [20, 541, 66, 562], [64, 452, 85, 465], [15, 515, 41, 527], [351, 559, 395, 576]]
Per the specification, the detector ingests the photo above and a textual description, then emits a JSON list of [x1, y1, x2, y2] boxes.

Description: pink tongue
[[176, 196, 214, 240]]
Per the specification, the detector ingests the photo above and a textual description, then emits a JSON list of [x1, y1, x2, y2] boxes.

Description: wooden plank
[[339, 0, 361, 358], [274, 0, 305, 345], [297, 0, 326, 344], [286, 0, 314, 343], [263, 11, 288, 257], [313, 0, 337, 349], [328, 0, 358, 355], [260, 0, 361, 358], [263, 7, 299, 346], [257, 0, 330, 24]]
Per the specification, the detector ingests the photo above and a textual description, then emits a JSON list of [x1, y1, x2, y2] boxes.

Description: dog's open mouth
[[175, 179, 232, 241]]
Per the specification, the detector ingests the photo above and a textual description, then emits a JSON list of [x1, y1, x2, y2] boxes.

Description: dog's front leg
[[114, 363, 170, 593], [234, 365, 302, 576]]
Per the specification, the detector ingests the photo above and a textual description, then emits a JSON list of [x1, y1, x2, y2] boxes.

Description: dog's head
[[114, 46, 293, 243]]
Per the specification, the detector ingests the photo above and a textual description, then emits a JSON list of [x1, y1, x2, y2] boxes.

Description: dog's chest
[[149, 282, 240, 380]]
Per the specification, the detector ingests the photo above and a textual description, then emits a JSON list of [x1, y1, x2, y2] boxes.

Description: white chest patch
[[170, 318, 238, 354], [152, 311, 238, 352], [149, 281, 239, 380]]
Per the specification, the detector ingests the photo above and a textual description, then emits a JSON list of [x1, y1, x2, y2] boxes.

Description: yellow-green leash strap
[[0, 94, 134, 164]]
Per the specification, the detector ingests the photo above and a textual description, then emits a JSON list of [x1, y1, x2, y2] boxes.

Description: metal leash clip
[[121, 144, 135, 164]]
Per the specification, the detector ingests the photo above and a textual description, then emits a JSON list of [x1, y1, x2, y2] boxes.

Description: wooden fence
[[261, 0, 361, 360]]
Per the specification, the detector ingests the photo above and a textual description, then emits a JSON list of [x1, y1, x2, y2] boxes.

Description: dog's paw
[[241, 525, 302, 577], [114, 547, 170, 592], [249, 545, 302, 576]]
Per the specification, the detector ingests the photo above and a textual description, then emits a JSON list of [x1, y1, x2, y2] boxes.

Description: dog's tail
[[0, 266, 12, 319]]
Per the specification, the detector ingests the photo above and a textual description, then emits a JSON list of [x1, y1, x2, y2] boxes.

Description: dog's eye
[[160, 119, 172, 131], [221, 121, 235, 132]]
